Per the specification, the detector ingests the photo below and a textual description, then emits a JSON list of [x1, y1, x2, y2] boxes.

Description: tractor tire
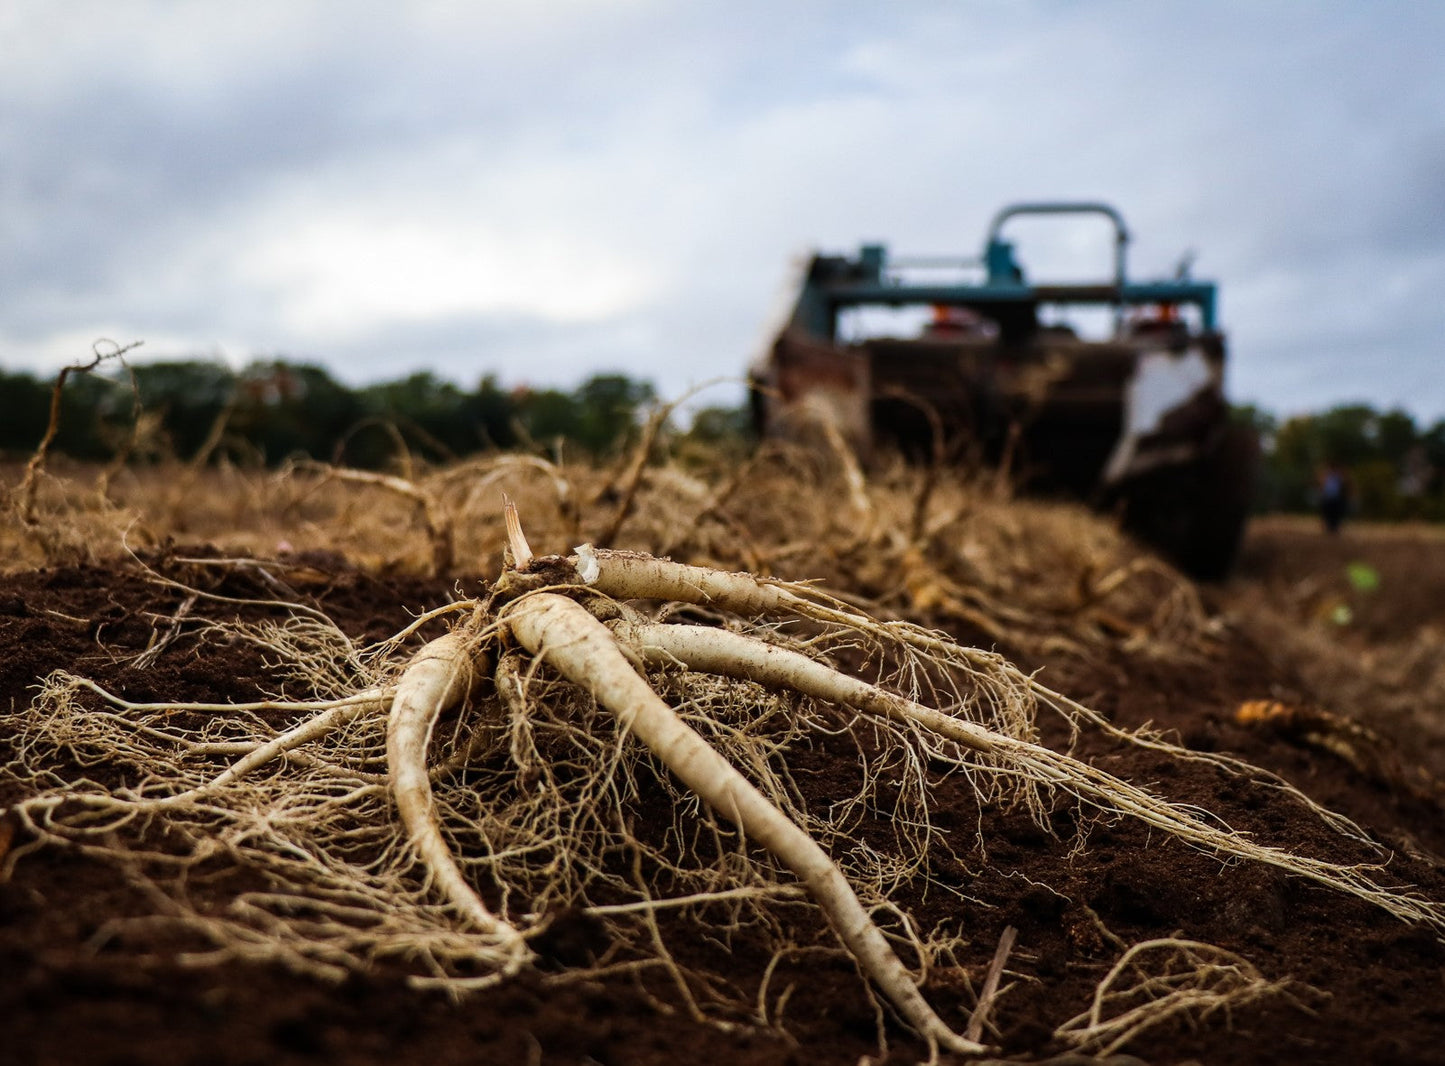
[[1118, 422, 1260, 580]]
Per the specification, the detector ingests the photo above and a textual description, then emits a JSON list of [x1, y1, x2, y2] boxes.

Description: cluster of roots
[[4, 515, 1443, 1057]]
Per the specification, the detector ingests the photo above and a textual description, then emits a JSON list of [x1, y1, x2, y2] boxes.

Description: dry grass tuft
[[3, 425, 1213, 672]]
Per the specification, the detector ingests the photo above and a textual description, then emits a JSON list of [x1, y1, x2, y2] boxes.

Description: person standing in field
[[1319, 462, 1350, 534]]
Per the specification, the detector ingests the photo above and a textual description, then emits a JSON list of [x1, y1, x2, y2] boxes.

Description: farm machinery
[[749, 202, 1258, 577]]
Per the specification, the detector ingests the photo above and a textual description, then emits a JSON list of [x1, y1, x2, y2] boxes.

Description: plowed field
[[3, 460, 1443, 1065]]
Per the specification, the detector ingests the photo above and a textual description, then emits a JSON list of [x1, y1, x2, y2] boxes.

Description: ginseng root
[[504, 591, 985, 1056], [386, 632, 530, 978]]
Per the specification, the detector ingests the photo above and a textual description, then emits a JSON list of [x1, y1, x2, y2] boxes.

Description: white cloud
[[235, 204, 657, 337]]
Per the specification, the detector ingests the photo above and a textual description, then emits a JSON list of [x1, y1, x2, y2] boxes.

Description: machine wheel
[[1119, 422, 1260, 580]]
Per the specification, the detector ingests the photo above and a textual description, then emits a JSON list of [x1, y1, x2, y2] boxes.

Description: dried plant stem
[[504, 498, 534, 568], [595, 405, 667, 549], [297, 461, 454, 574], [815, 408, 873, 521], [965, 925, 1017, 1045], [16, 339, 141, 522]]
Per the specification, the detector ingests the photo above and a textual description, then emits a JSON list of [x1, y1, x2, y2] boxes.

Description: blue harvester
[[750, 203, 1257, 576]]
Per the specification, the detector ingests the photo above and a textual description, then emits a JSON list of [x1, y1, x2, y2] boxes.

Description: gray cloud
[[3, 1, 1444, 421]]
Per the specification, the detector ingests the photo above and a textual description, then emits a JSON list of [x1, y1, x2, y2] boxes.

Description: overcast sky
[[4, 2, 1444, 421]]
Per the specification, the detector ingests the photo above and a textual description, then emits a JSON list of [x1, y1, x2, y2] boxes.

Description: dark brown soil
[[1234, 517, 1445, 646], [3, 526, 1445, 1065]]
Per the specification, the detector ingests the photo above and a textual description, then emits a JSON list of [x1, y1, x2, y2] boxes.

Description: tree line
[[2, 357, 1442, 521], [1238, 404, 1445, 521], [0, 359, 700, 469]]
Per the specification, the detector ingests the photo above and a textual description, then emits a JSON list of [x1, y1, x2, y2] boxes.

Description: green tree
[[466, 375, 519, 450], [0, 371, 55, 455], [1374, 408, 1419, 465], [229, 361, 362, 463], [1258, 403, 1442, 519], [687, 404, 752, 445], [1313, 405, 1380, 466], [1422, 420, 1445, 475], [354, 372, 468, 464], [572, 374, 656, 455], [513, 387, 580, 451], [127, 361, 236, 460], [513, 373, 655, 457]]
